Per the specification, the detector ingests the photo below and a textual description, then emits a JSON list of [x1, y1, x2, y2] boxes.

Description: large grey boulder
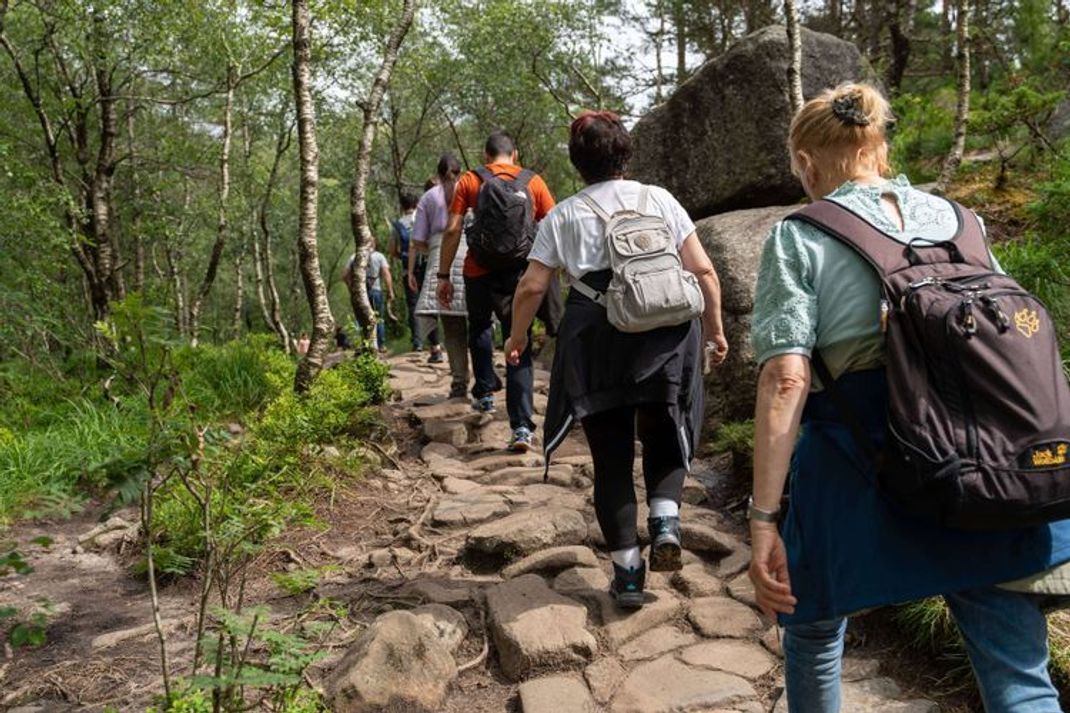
[[631, 25, 871, 219], [324, 610, 457, 712], [696, 204, 796, 425]]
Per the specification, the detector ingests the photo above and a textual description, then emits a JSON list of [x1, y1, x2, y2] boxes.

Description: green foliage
[[889, 91, 956, 180], [173, 335, 293, 419], [710, 420, 755, 472], [0, 545, 49, 649]]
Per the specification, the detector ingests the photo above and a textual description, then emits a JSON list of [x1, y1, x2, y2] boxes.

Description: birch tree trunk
[[937, 0, 970, 193], [349, 0, 418, 344], [126, 104, 145, 293], [189, 66, 235, 347], [232, 238, 245, 338], [292, 0, 335, 393], [785, 0, 804, 115]]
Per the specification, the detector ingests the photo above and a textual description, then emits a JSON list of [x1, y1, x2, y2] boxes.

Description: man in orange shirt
[[437, 131, 555, 452]]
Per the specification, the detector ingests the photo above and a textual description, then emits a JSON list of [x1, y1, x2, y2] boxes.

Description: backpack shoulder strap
[[512, 168, 535, 191], [637, 185, 650, 214], [786, 200, 907, 277], [947, 200, 996, 270], [473, 166, 494, 183], [578, 192, 612, 223]]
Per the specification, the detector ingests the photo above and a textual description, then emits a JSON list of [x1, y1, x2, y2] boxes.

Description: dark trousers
[[465, 268, 533, 430], [407, 258, 438, 349], [582, 404, 687, 550]]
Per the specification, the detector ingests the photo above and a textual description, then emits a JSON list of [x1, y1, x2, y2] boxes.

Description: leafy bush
[[173, 335, 293, 420], [709, 420, 755, 473], [890, 90, 956, 180]]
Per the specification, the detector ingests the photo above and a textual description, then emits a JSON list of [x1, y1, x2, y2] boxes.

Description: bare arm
[[679, 233, 728, 363], [505, 261, 555, 363], [381, 263, 394, 300], [748, 353, 809, 618]]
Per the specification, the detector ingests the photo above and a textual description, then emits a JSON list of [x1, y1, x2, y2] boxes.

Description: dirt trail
[[0, 353, 942, 712]]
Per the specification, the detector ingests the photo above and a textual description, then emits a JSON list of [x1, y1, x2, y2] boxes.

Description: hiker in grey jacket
[[504, 111, 728, 609]]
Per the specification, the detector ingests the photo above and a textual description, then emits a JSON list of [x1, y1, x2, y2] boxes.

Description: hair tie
[[831, 93, 871, 127]]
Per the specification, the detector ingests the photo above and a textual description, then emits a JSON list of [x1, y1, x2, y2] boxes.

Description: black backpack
[[466, 167, 536, 271], [788, 199, 1070, 531]]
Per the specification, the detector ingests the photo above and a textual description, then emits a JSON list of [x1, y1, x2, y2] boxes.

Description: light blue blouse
[[751, 176, 986, 381]]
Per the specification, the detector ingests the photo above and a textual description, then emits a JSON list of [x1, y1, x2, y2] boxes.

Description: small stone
[[681, 477, 708, 505], [433, 491, 511, 526], [226, 422, 244, 435], [503, 546, 599, 579], [761, 626, 784, 658], [618, 625, 698, 662], [321, 445, 342, 459], [441, 476, 482, 494], [727, 572, 757, 608], [688, 597, 763, 639], [368, 548, 392, 568], [466, 507, 588, 559], [585, 657, 627, 705], [325, 611, 457, 712], [679, 522, 737, 557], [553, 567, 610, 601], [599, 589, 684, 648], [772, 677, 938, 713], [486, 574, 598, 681], [671, 563, 724, 598], [421, 442, 460, 463], [610, 654, 756, 713], [410, 603, 468, 653], [518, 674, 598, 713], [843, 657, 882, 682], [423, 419, 468, 447], [678, 639, 777, 679]]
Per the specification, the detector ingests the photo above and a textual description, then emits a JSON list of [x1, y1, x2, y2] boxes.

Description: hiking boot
[[428, 349, 445, 364], [647, 516, 683, 572], [473, 395, 496, 414], [508, 426, 534, 453], [610, 562, 646, 610], [448, 385, 468, 399]]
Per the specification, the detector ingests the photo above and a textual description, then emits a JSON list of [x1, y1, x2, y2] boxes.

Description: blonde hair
[[789, 83, 894, 184]]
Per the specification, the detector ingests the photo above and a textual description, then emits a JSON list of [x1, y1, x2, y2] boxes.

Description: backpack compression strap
[[786, 198, 992, 277]]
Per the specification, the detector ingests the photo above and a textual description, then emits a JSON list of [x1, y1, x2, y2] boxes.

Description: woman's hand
[[705, 329, 729, 367], [504, 334, 528, 366], [437, 280, 454, 307], [407, 271, 418, 292], [748, 521, 797, 620]]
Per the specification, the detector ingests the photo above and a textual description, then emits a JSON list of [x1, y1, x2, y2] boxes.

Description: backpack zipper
[[944, 307, 979, 460]]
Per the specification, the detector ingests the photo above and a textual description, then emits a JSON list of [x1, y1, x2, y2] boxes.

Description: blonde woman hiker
[[410, 153, 470, 399], [748, 83, 1070, 713]]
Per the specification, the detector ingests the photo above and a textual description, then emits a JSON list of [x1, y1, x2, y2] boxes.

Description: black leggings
[[581, 404, 688, 551]]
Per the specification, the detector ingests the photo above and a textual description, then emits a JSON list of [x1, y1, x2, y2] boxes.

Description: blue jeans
[[784, 586, 1060, 713], [369, 289, 386, 349], [464, 270, 533, 431]]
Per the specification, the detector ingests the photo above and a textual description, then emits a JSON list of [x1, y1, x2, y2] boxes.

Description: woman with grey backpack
[[505, 111, 729, 608]]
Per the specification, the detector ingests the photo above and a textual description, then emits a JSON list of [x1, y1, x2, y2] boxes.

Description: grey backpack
[[571, 186, 704, 333]]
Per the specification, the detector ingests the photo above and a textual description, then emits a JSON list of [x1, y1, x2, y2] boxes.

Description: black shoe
[[648, 516, 683, 572], [610, 562, 646, 610]]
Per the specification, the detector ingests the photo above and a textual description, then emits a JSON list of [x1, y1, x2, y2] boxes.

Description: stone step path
[[324, 353, 940, 713]]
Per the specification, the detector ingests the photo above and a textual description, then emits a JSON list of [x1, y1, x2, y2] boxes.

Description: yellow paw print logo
[[1014, 308, 1041, 338]]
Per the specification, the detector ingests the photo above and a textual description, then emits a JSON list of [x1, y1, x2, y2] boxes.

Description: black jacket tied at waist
[[543, 269, 705, 472]]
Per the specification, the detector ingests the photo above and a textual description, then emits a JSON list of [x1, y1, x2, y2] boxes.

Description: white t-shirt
[[528, 179, 696, 280]]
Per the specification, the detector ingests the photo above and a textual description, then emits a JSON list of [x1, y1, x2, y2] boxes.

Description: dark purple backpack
[[788, 199, 1070, 530], [466, 167, 536, 271]]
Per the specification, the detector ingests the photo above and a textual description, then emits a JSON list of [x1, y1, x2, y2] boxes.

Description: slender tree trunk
[[937, 0, 971, 193], [251, 223, 272, 331], [672, 0, 687, 85], [126, 104, 145, 293], [189, 66, 236, 347], [349, 0, 418, 343], [941, 0, 953, 71], [292, 0, 336, 393], [886, 0, 915, 94], [258, 120, 295, 352], [785, 0, 804, 114], [830, 0, 842, 35], [653, 0, 665, 103], [232, 239, 245, 338]]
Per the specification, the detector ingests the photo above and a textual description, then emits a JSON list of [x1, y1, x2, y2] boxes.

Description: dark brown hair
[[568, 111, 632, 184]]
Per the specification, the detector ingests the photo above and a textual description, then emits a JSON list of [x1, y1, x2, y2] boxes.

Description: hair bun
[[831, 92, 871, 127]]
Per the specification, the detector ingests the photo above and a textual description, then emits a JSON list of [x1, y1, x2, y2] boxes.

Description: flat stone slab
[[599, 589, 684, 648], [440, 476, 482, 494], [503, 546, 599, 579], [618, 625, 698, 662], [716, 542, 752, 578], [772, 677, 938, 713], [688, 597, 763, 639], [678, 639, 777, 679], [671, 563, 724, 598], [727, 572, 757, 608], [412, 400, 479, 421], [422, 418, 469, 447], [510, 483, 588, 511], [486, 574, 598, 681], [554, 567, 610, 601], [432, 491, 510, 526], [585, 657, 626, 705], [680, 522, 737, 557], [610, 654, 757, 713], [474, 464, 576, 487], [467, 453, 545, 471], [421, 442, 460, 463], [519, 675, 598, 713], [466, 507, 588, 559]]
